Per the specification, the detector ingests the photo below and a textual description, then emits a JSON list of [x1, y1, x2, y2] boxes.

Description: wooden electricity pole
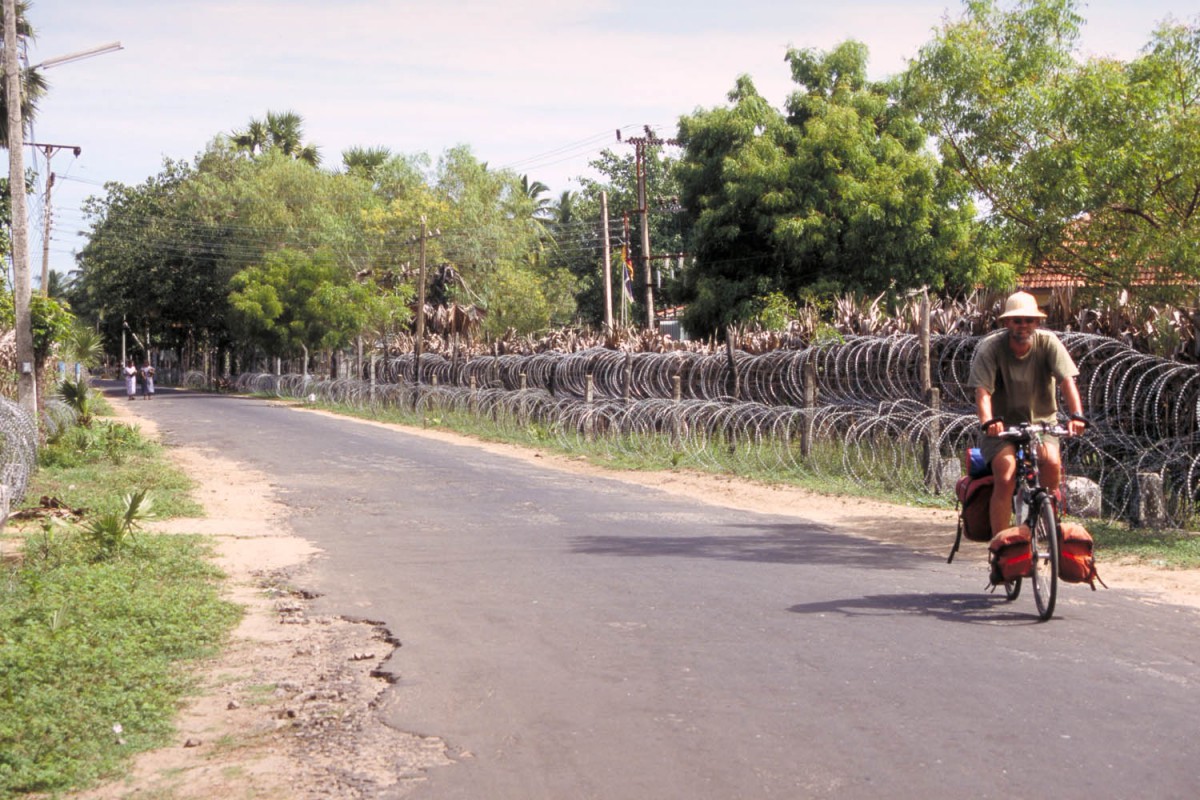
[[601, 191, 613, 331], [620, 126, 679, 330], [4, 0, 36, 413], [27, 142, 81, 295], [414, 219, 428, 384], [409, 219, 443, 385]]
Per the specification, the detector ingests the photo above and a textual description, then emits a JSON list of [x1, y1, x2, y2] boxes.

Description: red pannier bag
[[989, 525, 1032, 582], [955, 475, 994, 543], [1058, 522, 1106, 589]]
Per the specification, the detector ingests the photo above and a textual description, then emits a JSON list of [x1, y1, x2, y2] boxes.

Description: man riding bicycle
[[968, 291, 1088, 536]]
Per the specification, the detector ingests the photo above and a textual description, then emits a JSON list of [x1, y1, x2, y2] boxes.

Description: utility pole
[[27, 142, 81, 295], [621, 211, 632, 328], [415, 219, 427, 384], [620, 126, 679, 330], [407, 220, 442, 385], [601, 191, 612, 331], [4, 0, 36, 414]]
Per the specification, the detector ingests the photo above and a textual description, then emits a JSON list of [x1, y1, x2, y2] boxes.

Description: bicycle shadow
[[787, 592, 1045, 625]]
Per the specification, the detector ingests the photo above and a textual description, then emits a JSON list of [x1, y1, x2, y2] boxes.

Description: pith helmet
[[997, 291, 1046, 319]]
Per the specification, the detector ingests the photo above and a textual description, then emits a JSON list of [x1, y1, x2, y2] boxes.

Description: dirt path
[[74, 400, 1200, 798]]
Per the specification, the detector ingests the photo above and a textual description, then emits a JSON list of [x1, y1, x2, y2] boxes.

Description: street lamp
[[29, 42, 122, 296], [33, 41, 123, 71]]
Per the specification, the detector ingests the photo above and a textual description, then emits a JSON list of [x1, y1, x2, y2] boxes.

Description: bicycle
[[948, 421, 1073, 621]]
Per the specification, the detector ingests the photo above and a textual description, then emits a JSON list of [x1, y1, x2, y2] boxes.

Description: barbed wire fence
[[0, 397, 42, 523], [217, 331, 1200, 529]]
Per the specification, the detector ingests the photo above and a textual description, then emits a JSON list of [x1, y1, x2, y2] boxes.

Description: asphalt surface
[[113, 384, 1200, 799]]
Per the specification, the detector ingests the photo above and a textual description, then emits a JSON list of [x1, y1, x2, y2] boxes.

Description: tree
[[228, 247, 369, 363], [521, 174, 552, 221], [902, 0, 1200, 293], [29, 293, 72, 399], [676, 44, 982, 337], [0, 1, 47, 148], [69, 159, 236, 364], [550, 190, 577, 226], [232, 110, 321, 166], [341, 145, 392, 181]]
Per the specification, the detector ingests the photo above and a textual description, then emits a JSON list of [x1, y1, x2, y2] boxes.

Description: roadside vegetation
[[0, 393, 240, 797], [297, 396, 1200, 570]]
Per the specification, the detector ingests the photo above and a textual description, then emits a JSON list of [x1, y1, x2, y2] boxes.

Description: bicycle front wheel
[[1030, 497, 1059, 621]]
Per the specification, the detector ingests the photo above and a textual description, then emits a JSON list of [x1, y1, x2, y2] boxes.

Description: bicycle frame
[[997, 423, 1068, 620]]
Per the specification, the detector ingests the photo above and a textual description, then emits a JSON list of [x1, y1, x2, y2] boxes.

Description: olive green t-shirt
[[967, 329, 1079, 426]]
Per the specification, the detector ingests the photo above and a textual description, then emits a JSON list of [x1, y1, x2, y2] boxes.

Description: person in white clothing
[[123, 361, 137, 400], [141, 362, 156, 399]]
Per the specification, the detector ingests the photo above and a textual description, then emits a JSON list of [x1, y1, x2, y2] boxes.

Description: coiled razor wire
[[0, 396, 39, 508], [40, 398, 79, 444], [230, 331, 1200, 527]]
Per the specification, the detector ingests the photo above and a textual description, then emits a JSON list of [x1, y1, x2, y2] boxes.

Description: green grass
[[30, 420, 203, 519], [1088, 520, 1200, 569], [0, 413, 240, 797]]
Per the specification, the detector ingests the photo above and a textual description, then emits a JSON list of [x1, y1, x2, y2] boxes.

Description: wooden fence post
[[923, 387, 943, 492], [801, 361, 817, 458], [623, 352, 632, 403], [725, 328, 741, 400]]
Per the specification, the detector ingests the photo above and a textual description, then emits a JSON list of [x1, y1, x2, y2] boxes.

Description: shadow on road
[[787, 591, 1042, 625]]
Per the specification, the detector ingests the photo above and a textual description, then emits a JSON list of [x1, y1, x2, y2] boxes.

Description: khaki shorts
[[980, 432, 1060, 467]]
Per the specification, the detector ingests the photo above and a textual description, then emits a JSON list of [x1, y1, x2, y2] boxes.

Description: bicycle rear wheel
[[1030, 497, 1059, 620]]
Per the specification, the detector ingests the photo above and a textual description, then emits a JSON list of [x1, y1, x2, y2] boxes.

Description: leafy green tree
[[29, 294, 73, 401], [69, 159, 235, 363], [902, 0, 1200, 293], [187, 145, 377, 273], [228, 248, 369, 363], [480, 262, 554, 336], [676, 43, 982, 337]]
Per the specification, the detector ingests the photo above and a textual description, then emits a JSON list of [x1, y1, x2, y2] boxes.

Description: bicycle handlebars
[[995, 422, 1073, 442]]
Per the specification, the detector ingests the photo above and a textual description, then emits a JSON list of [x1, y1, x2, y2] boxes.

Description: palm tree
[[60, 323, 105, 369], [0, 1, 49, 148], [342, 145, 392, 180], [521, 174, 552, 220], [231, 109, 321, 166], [231, 118, 269, 155], [43, 267, 68, 298], [266, 110, 320, 165], [551, 190, 578, 226]]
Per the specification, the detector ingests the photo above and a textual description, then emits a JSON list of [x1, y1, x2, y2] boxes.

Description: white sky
[[12, 0, 1199, 282]]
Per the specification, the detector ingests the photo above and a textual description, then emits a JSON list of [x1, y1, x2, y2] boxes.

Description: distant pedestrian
[[141, 362, 156, 399], [124, 361, 137, 400]]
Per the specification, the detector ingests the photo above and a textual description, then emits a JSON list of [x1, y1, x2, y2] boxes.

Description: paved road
[[118, 386, 1200, 799]]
